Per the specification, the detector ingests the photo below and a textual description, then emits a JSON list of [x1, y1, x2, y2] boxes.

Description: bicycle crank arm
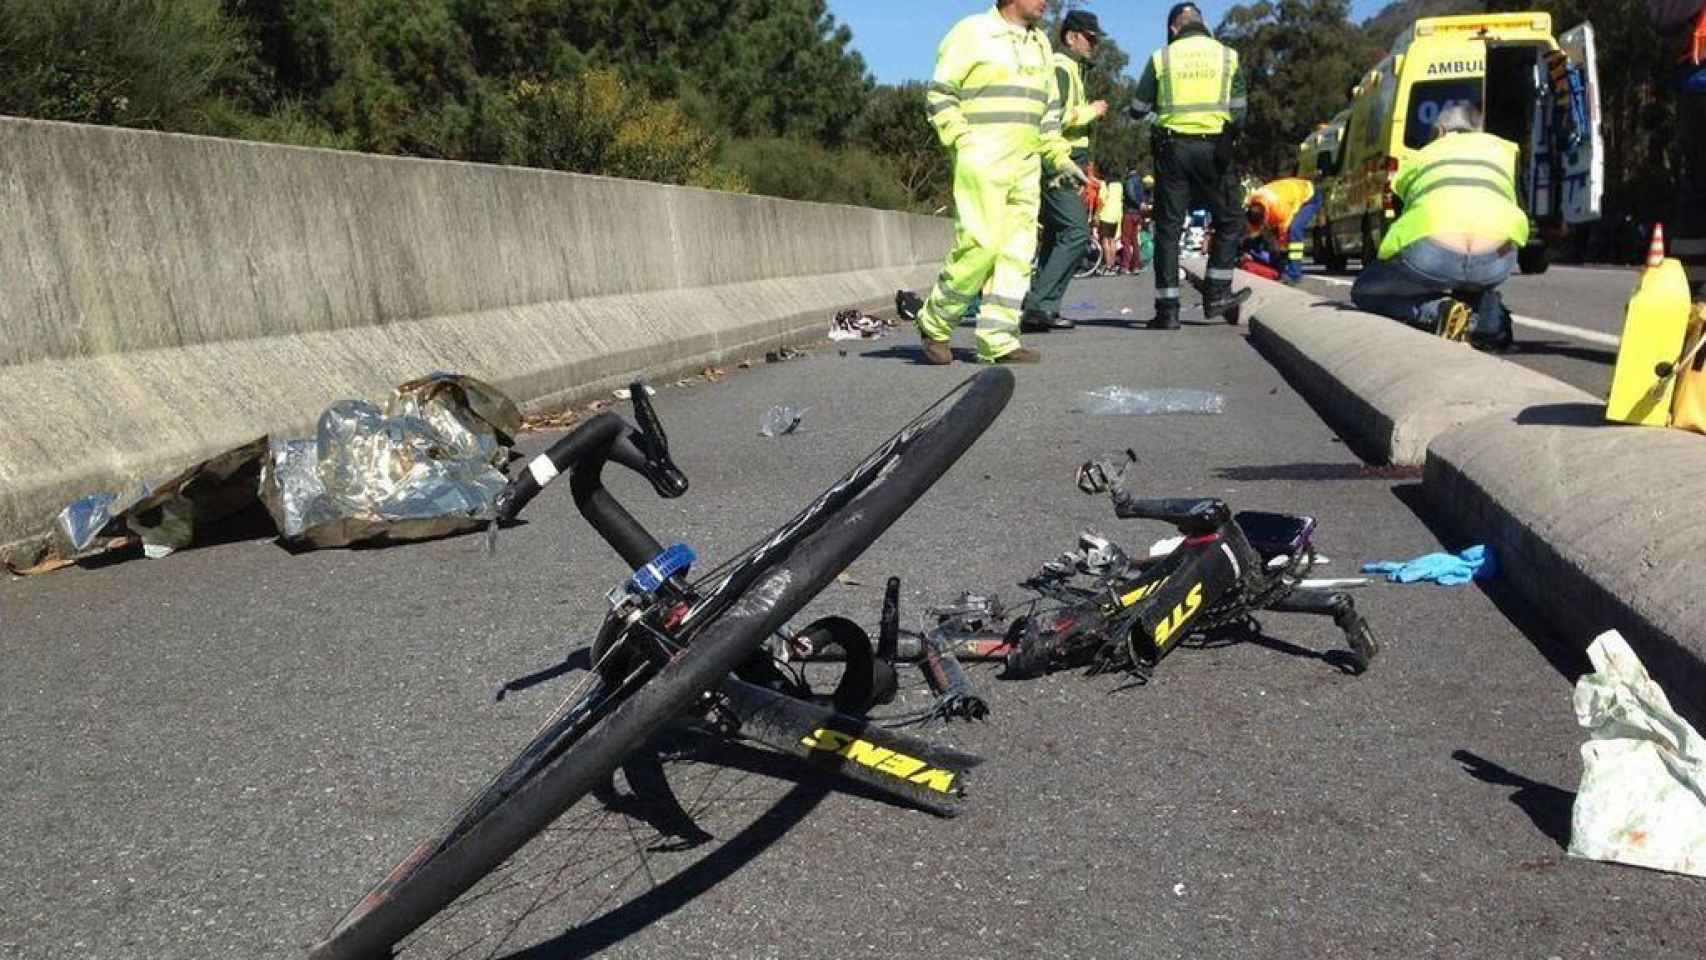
[[715, 676, 981, 817]]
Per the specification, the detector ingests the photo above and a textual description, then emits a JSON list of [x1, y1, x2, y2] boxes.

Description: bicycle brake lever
[[628, 382, 690, 498]]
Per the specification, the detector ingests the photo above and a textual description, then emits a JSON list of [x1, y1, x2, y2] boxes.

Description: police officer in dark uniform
[[1129, 2, 1252, 329]]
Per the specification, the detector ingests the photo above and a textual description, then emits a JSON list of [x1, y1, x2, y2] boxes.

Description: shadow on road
[[1388, 483, 1591, 684], [1509, 339, 1615, 366], [501, 770, 831, 960], [1512, 402, 1605, 427], [1215, 462, 1423, 482], [493, 732, 937, 960], [859, 344, 978, 364], [1452, 749, 1576, 850]]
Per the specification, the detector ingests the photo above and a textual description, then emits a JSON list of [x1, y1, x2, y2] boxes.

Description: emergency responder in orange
[[1244, 176, 1323, 285]]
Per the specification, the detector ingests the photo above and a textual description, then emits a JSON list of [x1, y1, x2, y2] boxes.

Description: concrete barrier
[[0, 117, 951, 563], [1427, 405, 1706, 729], [1241, 264, 1706, 728], [1243, 272, 1594, 464]]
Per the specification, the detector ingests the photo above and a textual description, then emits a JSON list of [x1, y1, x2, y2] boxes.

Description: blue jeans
[[1351, 238, 1516, 337], [1283, 192, 1325, 282]]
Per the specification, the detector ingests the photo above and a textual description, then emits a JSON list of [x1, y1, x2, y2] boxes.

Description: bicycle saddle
[[1110, 494, 1230, 535]]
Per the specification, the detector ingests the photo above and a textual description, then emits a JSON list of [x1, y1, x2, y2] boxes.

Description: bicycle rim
[[307, 369, 1013, 960]]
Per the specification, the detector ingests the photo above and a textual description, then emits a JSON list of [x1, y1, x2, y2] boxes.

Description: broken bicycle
[[1002, 451, 1380, 680], [308, 369, 1013, 960]]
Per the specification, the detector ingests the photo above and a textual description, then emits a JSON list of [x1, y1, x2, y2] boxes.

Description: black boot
[[1020, 309, 1056, 333], [1148, 300, 1181, 330], [1202, 283, 1253, 320]]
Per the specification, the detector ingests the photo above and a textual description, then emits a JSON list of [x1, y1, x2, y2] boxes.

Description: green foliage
[[0, 0, 888, 205], [723, 138, 914, 211], [853, 83, 952, 210], [1218, 0, 1385, 177], [0, 0, 260, 128], [512, 70, 742, 190]]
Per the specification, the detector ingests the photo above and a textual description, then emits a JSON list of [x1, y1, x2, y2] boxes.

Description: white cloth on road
[[1568, 629, 1706, 877]]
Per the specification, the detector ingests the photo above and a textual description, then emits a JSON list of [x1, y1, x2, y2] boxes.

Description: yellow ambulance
[[1310, 12, 1603, 275], [1296, 112, 1349, 181]]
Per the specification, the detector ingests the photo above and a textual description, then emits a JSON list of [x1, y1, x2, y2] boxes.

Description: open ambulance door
[[1524, 22, 1605, 226], [1554, 22, 1605, 225]]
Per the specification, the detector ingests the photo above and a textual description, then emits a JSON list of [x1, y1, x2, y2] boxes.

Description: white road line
[[1303, 276, 1619, 348], [1510, 313, 1619, 348]]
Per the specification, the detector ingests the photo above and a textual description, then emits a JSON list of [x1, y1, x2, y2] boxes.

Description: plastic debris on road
[[1361, 544, 1496, 585], [1568, 629, 1706, 878], [759, 405, 807, 437], [55, 492, 126, 555], [611, 385, 657, 401], [1075, 387, 1226, 416]]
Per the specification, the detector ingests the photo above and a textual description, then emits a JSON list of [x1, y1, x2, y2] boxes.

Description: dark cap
[[1062, 10, 1102, 37], [1167, 3, 1203, 28]]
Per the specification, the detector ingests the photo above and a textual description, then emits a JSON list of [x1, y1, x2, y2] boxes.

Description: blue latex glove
[[1362, 545, 1497, 586]]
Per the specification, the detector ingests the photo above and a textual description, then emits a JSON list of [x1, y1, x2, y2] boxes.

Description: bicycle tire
[[307, 368, 1014, 960], [1073, 241, 1103, 279]]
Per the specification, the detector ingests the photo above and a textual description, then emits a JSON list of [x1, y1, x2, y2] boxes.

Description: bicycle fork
[[1265, 588, 1380, 673]]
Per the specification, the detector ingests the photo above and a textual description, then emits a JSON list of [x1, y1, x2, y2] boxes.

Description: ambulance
[[1310, 12, 1603, 276]]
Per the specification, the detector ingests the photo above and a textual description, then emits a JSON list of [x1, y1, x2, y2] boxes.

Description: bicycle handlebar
[[491, 382, 689, 570]]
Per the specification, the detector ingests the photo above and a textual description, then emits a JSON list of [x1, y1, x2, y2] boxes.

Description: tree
[[0, 0, 260, 129], [854, 83, 952, 210], [1218, 0, 1385, 177]]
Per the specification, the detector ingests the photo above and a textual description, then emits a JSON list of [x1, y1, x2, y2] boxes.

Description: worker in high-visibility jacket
[[918, 0, 1087, 365], [1020, 9, 1108, 333], [1244, 176, 1323, 284], [1129, 2, 1251, 330], [1351, 102, 1528, 351]]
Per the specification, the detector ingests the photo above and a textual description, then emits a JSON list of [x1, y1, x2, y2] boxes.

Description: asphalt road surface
[[1293, 262, 1630, 398], [5, 273, 1701, 960]]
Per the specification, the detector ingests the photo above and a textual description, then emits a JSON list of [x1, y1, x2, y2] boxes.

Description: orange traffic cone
[[1647, 222, 1668, 269]]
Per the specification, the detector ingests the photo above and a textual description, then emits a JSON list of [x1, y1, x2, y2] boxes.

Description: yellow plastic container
[[1606, 258, 1692, 426], [1669, 303, 1706, 434]]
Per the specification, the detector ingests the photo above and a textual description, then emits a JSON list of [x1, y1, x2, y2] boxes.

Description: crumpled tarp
[[12, 373, 520, 571], [260, 380, 512, 548], [30, 438, 270, 570], [385, 372, 522, 467], [1568, 629, 1706, 877]]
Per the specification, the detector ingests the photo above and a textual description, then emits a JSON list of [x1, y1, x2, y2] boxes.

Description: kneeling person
[[1350, 103, 1527, 350], [1245, 175, 1322, 284]]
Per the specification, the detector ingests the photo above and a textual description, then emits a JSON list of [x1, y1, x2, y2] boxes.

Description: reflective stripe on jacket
[[1379, 131, 1530, 259], [1054, 52, 1096, 151], [1152, 34, 1240, 134], [925, 7, 1072, 170], [1247, 178, 1315, 238]]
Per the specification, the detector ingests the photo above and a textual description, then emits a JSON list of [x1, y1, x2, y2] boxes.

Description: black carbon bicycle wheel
[[307, 368, 1013, 960]]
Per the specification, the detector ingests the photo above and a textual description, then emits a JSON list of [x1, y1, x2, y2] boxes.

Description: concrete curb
[[1239, 262, 1706, 728], [1239, 271, 1594, 465], [0, 117, 949, 565]]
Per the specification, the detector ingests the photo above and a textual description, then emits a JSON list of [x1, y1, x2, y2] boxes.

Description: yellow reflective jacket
[[925, 7, 1073, 172], [1053, 52, 1097, 153], [1379, 131, 1531, 260], [1151, 33, 1240, 135], [1247, 178, 1316, 238]]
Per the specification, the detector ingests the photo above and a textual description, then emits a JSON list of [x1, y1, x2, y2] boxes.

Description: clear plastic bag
[[1075, 387, 1225, 416]]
